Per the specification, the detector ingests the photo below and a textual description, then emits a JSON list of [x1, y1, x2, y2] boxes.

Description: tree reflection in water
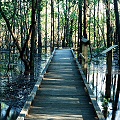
[[0, 51, 51, 120], [87, 54, 120, 120]]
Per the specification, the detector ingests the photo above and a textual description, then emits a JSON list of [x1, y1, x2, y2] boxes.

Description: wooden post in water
[[81, 37, 89, 77]]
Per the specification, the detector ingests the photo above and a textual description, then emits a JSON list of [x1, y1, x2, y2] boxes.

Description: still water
[[0, 48, 120, 120], [0, 49, 51, 119], [87, 52, 120, 120]]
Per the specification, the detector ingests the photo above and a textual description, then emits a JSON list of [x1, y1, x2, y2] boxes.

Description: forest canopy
[[0, 0, 120, 74]]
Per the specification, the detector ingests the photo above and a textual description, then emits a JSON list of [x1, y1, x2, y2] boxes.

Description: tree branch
[[0, 3, 21, 52], [21, 25, 33, 56], [0, 3, 33, 58], [8, 2, 16, 20]]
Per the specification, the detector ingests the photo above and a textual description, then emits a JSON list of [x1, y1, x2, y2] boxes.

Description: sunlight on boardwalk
[[25, 49, 98, 120]]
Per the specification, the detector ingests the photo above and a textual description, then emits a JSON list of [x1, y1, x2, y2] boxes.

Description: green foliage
[[1, 2, 16, 20], [102, 98, 111, 110], [39, 0, 46, 11], [70, 11, 77, 21]]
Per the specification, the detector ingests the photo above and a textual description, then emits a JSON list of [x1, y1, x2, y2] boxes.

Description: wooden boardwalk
[[25, 49, 98, 120]]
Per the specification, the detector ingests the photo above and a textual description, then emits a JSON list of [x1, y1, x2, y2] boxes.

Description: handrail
[[71, 49, 105, 120]]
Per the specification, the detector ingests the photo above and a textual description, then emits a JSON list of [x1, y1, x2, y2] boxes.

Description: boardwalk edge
[[16, 49, 56, 120], [71, 49, 105, 120]]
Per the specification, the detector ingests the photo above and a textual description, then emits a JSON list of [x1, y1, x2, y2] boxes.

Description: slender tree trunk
[[62, 27, 65, 47], [20, 0, 23, 48], [75, 19, 77, 49], [51, 0, 54, 52], [57, 0, 60, 48], [53, 2, 55, 50], [112, 77, 120, 119], [30, 0, 37, 72], [78, 0, 82, 62], [64, 0, 68, 47], [88, 7, 92, 59], [69, 19, 73, 47], [45, 0, 48, 54], [93, 0, 96, 47], [105, 0, 112, 99], [60, 9, 65, 48], [83, 0, 88, 77], [38, 0, 42, 55], [112, 0, 120, 117], [83, 0, 87, 38], [102, 12, 106, 47], [68, 0, 71, 47], [113, 0, 120, 46], [97, 0, 100, 48]]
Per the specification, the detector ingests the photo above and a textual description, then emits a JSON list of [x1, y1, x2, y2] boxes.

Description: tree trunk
[[57, 0, 60, 48], [45, 0, 48, 54], [74, 19, 77, 48], [65, 0, 68, 47], [93, 0, 96, 47], [112, 0, 120, 117], [97, 0, 100, 48], [112, 77, 120, 119], [69, 19, 73, 47], [83, 0, 88, 77], [0, 1, 37, 74], [78, 0, 82, 63], [30, 0, 37, 73], [51, 0, 54, 52], [113, 0, 120, 46], [83, 0, 87, 39], [37, 0, 42, 55], [105, 0, 112, 99]]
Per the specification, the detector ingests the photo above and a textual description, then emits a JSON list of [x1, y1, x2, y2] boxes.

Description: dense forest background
[[0, 0, 120, 120], [0, 0, 120, 72]]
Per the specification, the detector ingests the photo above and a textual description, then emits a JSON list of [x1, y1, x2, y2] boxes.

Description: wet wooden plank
[[24, 49, 99, 120]]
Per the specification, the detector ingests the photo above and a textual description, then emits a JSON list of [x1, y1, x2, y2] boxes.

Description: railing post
[[81, 37, 89, 77]]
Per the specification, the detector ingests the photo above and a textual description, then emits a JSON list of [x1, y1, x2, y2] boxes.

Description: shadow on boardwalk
[[25, 49, 99, 120]]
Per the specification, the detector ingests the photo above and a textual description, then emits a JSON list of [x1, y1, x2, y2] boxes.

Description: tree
[[30, 0, 37, 72], [57, 0, 60, 48], [45, 0, 48, 54], [37, 0, 42, 55], [105, 0, 112, 99], [83, 0, 88, 39], [112, 0, 120, 118], [0, 1, 38, 74], [51, 0, 55, 52], [78, 0, 83, 62]]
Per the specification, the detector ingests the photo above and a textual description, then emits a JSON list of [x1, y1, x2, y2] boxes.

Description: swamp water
[[87, 51, 120, 120], [0, 48, 120, 120], [0, 50, 51, 120]]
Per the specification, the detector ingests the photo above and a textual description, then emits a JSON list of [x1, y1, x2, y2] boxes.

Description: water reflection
[[87, 53, 119, 120], [0, 49, 51, 119]]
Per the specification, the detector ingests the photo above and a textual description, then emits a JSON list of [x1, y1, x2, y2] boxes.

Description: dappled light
[[25, 49, 99, 120], [0, 0, 120, 119]]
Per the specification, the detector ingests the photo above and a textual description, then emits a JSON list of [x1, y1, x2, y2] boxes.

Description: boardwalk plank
[[25, 49, 98, 120]]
